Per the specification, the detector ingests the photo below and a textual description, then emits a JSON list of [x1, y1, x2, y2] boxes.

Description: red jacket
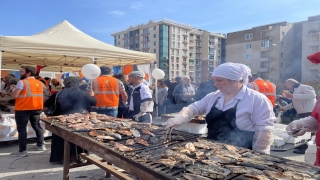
[[311, 97, 320, 166]]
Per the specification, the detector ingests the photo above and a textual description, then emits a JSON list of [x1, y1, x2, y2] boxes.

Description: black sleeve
[[44, 92, 57, 107], [85, 92, 97, 106]]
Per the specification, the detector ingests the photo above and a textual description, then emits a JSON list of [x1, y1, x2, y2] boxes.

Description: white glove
[[165, 105, 199, 130], [133, 112, 146, 121], [252, 128, 273, 154], [286, 116, 318, 136], [140, 101, 153, 113]]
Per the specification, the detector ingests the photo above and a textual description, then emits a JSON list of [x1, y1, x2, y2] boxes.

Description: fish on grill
[[185, 142, 196, 153], [141, 129, 155, 137], [147, 137, 158, 145], [165, 150, 195, 165], [112, 142, 135, 152], [126, 139, 135, 146], [104, 130, 122, 140], [186, 163, 231, 179], [181, 173, 211, 180], [96, 135, 116, 140], [193, 142, 211, 149], [239, 161, 276, 171], [117, 129, 133, 136], [225, 165, 262, 174], [67, 118, 75, 123], [121, 121, 132, 128], [281, 171, 315, 180], [243, 173, 270, 180], [276, 163, 318, 176], [68, 123, 86, 128], [239, 157, 274, 166], [88, 130, 98, 137], [141, 134, 151, 141], [157, 158, 176, 169], [206, 155, 237, 164], [134, 137, 149, 146], [130, 129, 141, 137]]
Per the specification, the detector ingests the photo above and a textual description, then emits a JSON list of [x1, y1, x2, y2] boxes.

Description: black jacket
[[44, 87, 97, 115]]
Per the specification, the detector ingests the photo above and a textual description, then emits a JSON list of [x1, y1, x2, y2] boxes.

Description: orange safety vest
[[15, 78, 44, 110], [250, 79, 276, 106], [37, 77, 50, 90], [92, 76, 120, 108]]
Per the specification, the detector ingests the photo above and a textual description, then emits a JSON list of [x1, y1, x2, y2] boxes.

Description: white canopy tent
[[0, 20, 155, 76]]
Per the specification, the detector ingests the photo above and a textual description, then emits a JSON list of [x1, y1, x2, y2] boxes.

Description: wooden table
[[42, 119, 172, 180]]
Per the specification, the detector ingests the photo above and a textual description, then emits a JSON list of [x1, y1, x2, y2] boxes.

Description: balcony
[[182, 61, 188, 65], [189, 49, 195, 53], [195, 57, 201, 60], [259, 67, 269, 72], [209, 44, 215, 47], [141, 40, 150, 43], [182, 48, 188, 51], [196, 38, 201, 42], [141, 32, 150, 36], [123, 37, 130, 40], [183, 55, 188, 58], [260, 57, 269, 62], [209, 39, 215, 42], [182, 41, 188, 44], [196, 44, 201, 47], [189, 43, 195, 46], [196, 52, 201, 54], [182, 69, 187, 72], [141, 47, 150, 51], [183, 34, 188, 37]]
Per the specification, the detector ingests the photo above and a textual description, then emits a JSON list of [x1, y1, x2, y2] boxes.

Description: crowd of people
[[3, 51, 320, 166]]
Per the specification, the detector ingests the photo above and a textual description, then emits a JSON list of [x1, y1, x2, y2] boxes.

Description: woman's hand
[[87, 90, 94, 96]]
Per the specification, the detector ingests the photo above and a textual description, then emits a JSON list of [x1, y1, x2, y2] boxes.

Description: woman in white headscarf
[[166, 63, 275, 154]]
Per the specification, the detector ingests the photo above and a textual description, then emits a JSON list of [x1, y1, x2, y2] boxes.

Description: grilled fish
[[240, 162, 276, 171], [171, 135, 186, 141], [225, 165, 262, 174], [243, 173, 270, 180], [125, 139, 135, 146], [282, 171, 314, 180], [239, 157, 274, 166], [130, 129, 141, 137], [193, 142, 211, 149], [141, 134, 151, 141], [181, 173, 211, 180], [117, 129, 133, 136], [88, 130, 98, 137], [121, 121, 132, 128], [276, 164, 318, 176], [96, 135, 116, 140], [141, 129, 155, 137], [206, 155, 238, 164], [134, 137, 149, 146], [149, 137, 159, 144], [157, 158, 176, 169], [185, 142, 196, 152], [165, 150, 195, 165], [187, 163, 231, 179], [113, 142, 135, 152], [104, 130, 122, 140]]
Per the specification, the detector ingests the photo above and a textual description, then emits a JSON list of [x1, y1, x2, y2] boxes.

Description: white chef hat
[[211, 63, 252, 85]]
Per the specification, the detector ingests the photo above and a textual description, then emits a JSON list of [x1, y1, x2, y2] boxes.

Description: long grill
[[43, 119, 320, 180]]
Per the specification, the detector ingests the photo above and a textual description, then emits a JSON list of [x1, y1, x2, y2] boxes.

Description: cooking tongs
[[163, 127, 173, 143], [276, 127, 305, 147]]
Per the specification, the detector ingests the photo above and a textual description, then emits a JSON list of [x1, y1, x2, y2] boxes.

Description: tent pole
[[0, 51, 2, 84], [154, 62, 158, 117]]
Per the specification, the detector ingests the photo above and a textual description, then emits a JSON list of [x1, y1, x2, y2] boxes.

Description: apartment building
[[301, 15, 320, 82], [111, 19, 226, 84], [226, 22, 301, 82]]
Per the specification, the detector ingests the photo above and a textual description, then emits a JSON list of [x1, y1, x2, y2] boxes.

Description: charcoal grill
[[42, 119, 320, 180]]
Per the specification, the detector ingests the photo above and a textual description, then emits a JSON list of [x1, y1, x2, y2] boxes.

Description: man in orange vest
[[10, 66, 45, 157], [249, 74, 276, 106], [92, 66, 128, 117]]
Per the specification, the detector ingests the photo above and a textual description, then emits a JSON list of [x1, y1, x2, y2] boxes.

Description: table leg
[[105, 162, 112, 178], [63, 139, 71, 180]]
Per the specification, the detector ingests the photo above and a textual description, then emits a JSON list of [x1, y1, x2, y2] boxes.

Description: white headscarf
[[211, 63, 252, 85]]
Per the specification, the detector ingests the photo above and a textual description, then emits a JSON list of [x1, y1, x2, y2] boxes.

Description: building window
[[177, 35, 180, 41], [282, 32, 285, 36], [176, 57, 179, 61], [172, 41, 175, 48], [154, 34, 156, 38], [153, 26, 156, 30], [209, 55, 214, 59], [142, 43, 149, 48], [280, 62, 284, 67], [245, 34, 253, 40], [261, 33, 264, 37], [172, 34, 175, 40], [143, 28, 149, 34], [177, 42, 180, 48], [184, 30, 188, 34], [118, 42, 120, 45], [260, 51, 267, 58], [281, 52, 284, 58], [260, 40, 270, 48], [281, 42, 284, 47], [246, 64, 251, 68], [172, 27, 175, 32], [171, 56, 174, 62], [171, 64, 174, 69], [154, 41, 156, 45], [118, 35, 120, 39], [153, 49, 156, 53], [176, 49, 179, 56], [246, 44, 252, 49], [171, 49, 174, 55], [245, 54, 252, 59]]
